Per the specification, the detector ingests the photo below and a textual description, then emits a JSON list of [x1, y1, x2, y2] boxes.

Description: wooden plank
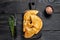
[[39, 31, 60, 40], [37, 13, 60, 30], [0, 14, 14, 40]]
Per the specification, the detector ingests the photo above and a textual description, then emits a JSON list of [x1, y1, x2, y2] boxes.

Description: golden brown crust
[[23, 10, 43, 38]]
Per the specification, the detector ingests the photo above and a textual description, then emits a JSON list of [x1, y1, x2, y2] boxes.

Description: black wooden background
[[0, 0, 60, 40]]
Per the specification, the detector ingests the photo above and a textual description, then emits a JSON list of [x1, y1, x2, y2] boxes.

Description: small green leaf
[[9, 15, 15, 37]]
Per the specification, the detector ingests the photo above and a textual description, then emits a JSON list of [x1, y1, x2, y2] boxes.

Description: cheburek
[[23, 10, 43, 38]]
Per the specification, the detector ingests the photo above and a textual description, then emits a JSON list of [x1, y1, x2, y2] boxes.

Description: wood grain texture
[[0, 0, 60, 40]]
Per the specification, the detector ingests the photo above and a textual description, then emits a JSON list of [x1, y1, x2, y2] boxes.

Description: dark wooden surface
[[0, 0, 60, 40]]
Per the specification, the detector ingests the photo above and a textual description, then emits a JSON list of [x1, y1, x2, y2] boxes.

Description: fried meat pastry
[[23, 10, 43, 38]]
